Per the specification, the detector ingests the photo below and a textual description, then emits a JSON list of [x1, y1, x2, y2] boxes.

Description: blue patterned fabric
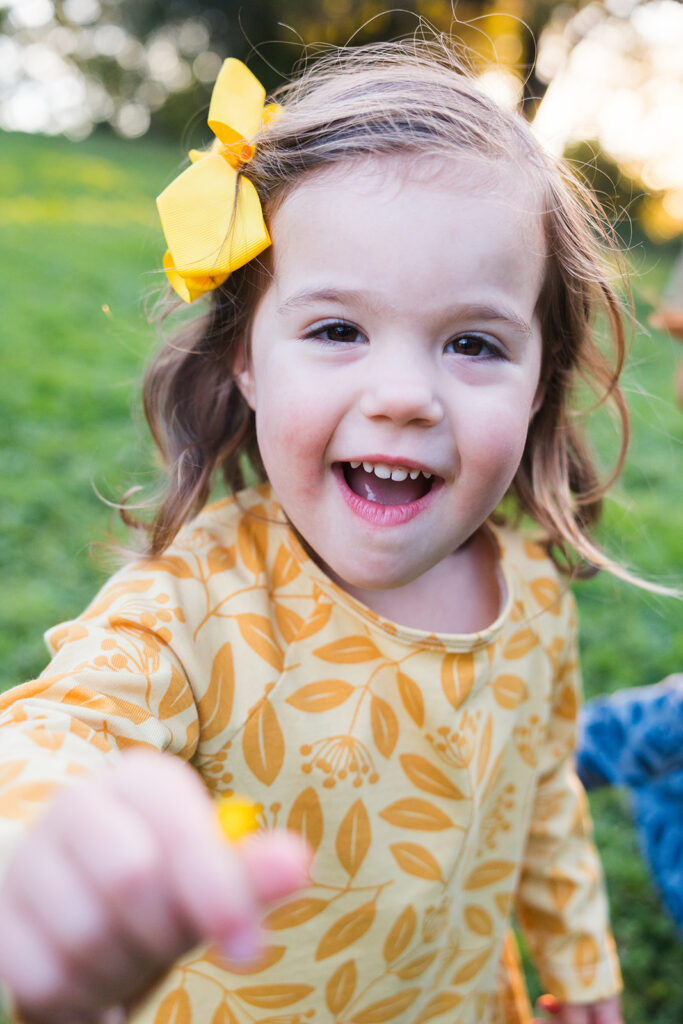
[[576, 676, 683, 933]]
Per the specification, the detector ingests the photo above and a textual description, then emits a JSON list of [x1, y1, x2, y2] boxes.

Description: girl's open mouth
[[338, 460, 437, 506]]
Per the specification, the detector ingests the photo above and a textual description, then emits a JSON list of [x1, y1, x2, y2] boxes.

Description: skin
[[532, 995, 623, 1023], [0, 751, 311, 1021], [238, 156, 547, 633], [0, 156, 622, 1023]]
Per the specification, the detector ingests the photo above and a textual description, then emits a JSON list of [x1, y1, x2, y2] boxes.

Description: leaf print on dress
[[274, 603, 305, 644], [143, 555, 194, 579], [237, 506, 269, 574], [530, 577, 562, 614], [476, 714, 492, 786], [370, 695, 398, 758], [80, 578, 155, 621], [296, 601, 333, 640], [234, 984, 314, 1008], [315, 899, 376, 960], [236, 614, 284, 671], [153, 986, 191, 1024], [464, 905, 493, 937], [264, 896, 329, 930], [492, 675, 529, 710], [272, 543, 301, 588], [336, 799, 371, 878], [441, 653, 475, 710], [383, 905, 417, 963], [210, 1002, 238, 1024], [350, 988, 420, 1022], [395, 950, 438, 980], [326, 959, 357, 1014], [287, 680, 355, 713], [450, 947, 492, 985], [207, 544, 237, 576], [314, 636, 381, 663], [502, 629, 538, 660], [463, 861, 515, 890], [574, 935, 600, 987], [396, 670, 424, 727], [243, 686, 285, 785], [380, 799, 455, 831], [414, 991, 462, 1023], [196, 642, 234, 740], [158, 664, 195, 722], [390, 843, 443, 883], [400, 754, 465, 801], [287, 787, 324, 852], [0, 762, 56, 821]]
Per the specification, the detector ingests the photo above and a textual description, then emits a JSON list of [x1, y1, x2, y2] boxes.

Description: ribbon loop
[[157, 59, 276, 303]]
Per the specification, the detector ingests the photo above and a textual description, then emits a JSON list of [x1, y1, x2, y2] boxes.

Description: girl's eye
[[306, 321, 363, 345], [446, 333, 500, 358]]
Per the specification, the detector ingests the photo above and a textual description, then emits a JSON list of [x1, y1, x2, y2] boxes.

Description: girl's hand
[[534, 993, 624, 1023], [0, 750, 311, 1022]]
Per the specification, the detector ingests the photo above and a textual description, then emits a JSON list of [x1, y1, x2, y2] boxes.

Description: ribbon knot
[[157, 59, 278, 303]]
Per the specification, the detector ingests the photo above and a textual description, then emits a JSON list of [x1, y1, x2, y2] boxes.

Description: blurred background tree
[[1, 0, 681, 241]]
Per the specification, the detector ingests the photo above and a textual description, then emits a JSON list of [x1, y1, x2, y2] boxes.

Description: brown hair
[[138, 38, 636, 582]]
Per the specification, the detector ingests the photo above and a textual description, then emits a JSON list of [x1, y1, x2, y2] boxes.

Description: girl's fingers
[[591, 996, 624, 1024], [51, 778, 192, 970], [241, 829, 313, 903], [5, 839, 147, 1004], [101, 752, 262, 950], [0, 893, 83, 1016]]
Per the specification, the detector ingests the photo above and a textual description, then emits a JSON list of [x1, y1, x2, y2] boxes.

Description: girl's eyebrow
[[276, 289, 532, 340], [275, 287, 365, 317]]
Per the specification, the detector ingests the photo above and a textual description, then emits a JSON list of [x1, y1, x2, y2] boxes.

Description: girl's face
[[237, 157, 546, 592]]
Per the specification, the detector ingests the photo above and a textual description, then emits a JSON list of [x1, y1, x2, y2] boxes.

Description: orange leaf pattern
[[196, 643, 234, 739], [383, 905, 417, 963], [400, 753, 465, 800], [242, 691, 284, 786], [390, 842, 443, 882], [336, 799, 371, 878], [370, 695, 398, 758], [315, 900, 376, 960], [286, 679, 354, 713], [0, 484, 621, 1022], [351, 988, 420, 1022], [287, 786, 324, 852], [326, 959, 357, 1013]]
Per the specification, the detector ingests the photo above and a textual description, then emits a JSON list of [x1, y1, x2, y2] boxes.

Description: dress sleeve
[[0, 561, 199, 878], [513, 591, 623, 1003]]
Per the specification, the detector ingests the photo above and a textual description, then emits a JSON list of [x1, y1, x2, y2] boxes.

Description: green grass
[[0, 129, 681, 1020]]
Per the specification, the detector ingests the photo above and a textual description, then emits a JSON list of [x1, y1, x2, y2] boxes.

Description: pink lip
[[332, 463, 442, 526]]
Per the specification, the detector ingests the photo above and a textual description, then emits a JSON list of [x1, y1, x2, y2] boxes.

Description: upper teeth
[[349, 460, 433, 481]]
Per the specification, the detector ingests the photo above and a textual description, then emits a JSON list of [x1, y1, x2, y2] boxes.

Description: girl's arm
[[514, 592, 623, 1010], [534, 992, 623, 1022], [0, 750, 310, 1021], [0, 554, 311, 1018]]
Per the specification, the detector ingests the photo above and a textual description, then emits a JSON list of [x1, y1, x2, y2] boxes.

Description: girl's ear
[[233, 343, 256, 410]]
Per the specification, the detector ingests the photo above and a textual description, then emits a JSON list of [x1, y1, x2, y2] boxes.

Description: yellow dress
[[0, 484, 621, 1023]]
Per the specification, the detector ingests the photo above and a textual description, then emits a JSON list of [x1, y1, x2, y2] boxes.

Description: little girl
[[0, 41, 636, 1024]]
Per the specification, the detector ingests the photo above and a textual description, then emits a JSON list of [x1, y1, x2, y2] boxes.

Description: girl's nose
[[358, 372, 444, 427]]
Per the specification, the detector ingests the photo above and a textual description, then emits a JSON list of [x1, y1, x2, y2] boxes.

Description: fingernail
[[221, 922, 262, 963]]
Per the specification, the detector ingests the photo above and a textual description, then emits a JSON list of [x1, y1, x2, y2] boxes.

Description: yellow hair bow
[[157, 59, 278, 303]]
